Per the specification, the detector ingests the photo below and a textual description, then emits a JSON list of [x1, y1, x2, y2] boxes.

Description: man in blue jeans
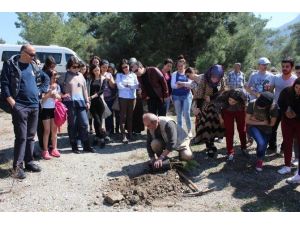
[[1, 44, 49, 179], [245, 92, 278, 172]]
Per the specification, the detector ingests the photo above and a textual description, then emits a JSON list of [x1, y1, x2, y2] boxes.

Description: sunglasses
[[122, 66, 128, 69], [71, 65, 80, 69], [24, 50, 36, 58]]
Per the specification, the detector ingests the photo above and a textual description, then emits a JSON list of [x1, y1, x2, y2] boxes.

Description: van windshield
[[36, 52, 62, 64], [65, 53, 84, 64]]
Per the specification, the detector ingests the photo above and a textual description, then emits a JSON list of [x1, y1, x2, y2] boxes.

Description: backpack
[[54, 100, 68, 132]]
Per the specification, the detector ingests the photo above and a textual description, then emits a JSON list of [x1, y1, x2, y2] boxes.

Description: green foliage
[[15, 12, 97, 61], [15, 12, 285, 74]]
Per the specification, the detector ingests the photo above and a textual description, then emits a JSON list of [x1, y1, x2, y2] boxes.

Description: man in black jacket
[[1, 44, 49, 179], [131, 61, 169, 116]]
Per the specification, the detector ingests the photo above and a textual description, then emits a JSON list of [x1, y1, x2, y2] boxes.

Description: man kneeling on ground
[[143, 113, 193, 169]]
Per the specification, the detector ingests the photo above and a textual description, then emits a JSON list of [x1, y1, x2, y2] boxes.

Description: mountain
[[276, 14, 300, 37]]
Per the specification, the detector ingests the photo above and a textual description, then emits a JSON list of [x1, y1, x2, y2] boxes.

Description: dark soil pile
[[103, 170, 191, 207]]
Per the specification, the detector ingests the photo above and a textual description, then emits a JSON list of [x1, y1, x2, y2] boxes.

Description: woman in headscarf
[[191, 64, 225, 158]]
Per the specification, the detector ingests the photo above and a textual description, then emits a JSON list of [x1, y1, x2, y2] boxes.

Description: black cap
[[256, 92, 274, 107]]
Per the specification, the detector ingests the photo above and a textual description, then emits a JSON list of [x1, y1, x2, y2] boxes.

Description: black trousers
[[147, 98, 167, 116], [12, 105, 39, 168], [90, 98, 105, 139]]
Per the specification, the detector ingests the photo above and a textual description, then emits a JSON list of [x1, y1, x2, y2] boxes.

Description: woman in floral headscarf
[[191, 64, 225, 158]]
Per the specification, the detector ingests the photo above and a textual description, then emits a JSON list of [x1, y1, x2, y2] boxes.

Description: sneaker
[[42, 150, 52, 160], [25, 163, 41, 172], [286, 174, 300, 184], [71, 144, 81, 154], [255, 160, 263, 172], [50, 149, 60, 158], [215, 138, 223, 143], [246, 138, 254, 148], [122, 136, 128, 144], [227, 154, 234, 161], [292, 159, 299, 167], [89, 128, 94, 134], [188, 130, 193, 138], [104, 136, 111, 142], [277, 166, 291, 175], [12, 167, 26, 179]]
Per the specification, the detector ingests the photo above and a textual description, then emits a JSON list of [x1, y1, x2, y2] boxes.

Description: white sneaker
[[277, 166, 291, 175], [287, 174, 300, 184], [188, 130, 193, 138], [227, 154, 234, 161], [292, 159, 299, 167]]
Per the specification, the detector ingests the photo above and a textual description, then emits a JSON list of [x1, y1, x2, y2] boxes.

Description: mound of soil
[[103, 170, 191, 207]]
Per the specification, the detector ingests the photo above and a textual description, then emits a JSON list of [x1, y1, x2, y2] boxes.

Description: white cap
[[258, 57, 271, 65]]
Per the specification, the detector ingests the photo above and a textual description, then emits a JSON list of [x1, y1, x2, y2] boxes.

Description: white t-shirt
[[246, 71, 274, 100], [270, 74, 297, 103], [42, 85, 61, 109]]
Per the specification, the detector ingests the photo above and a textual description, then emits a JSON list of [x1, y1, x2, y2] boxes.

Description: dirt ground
[[0, 111, 300, 212]]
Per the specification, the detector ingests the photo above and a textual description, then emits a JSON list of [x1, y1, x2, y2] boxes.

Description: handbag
[[101, 96, 112, 119], [112, 97, 120, 111]]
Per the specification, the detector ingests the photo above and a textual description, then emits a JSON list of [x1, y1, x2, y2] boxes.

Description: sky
[[0, 12, 299, 44]]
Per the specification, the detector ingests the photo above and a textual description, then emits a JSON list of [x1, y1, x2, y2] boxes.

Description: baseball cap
[[258, 57, 271, 65]]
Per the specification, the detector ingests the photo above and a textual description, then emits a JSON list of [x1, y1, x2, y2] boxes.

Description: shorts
[[41, 108, 55, 120]]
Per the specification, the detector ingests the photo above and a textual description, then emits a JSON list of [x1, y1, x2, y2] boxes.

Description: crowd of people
[[1, 44, 300, 185]]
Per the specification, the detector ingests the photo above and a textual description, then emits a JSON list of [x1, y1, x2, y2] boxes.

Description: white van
[[0, 44, 83, 75]]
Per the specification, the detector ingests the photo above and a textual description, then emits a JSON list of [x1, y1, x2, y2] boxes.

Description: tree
[[0, 38, 5, 44], [15, 12, 97, 61]]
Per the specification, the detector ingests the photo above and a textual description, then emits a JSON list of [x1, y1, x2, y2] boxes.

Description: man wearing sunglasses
[[1, 44, 49, 179]]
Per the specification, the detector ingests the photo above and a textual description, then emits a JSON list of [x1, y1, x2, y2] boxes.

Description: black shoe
[[100, 140, 105, 149], [72, 144, 81, 154], [12, 167, 26, 179], [25, 163, 41, 172], [83, 141, 96, 153]]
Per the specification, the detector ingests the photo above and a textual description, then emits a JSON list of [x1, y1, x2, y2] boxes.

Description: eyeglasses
[[71, 65, 80, 69], [24, 50, 36, 58]]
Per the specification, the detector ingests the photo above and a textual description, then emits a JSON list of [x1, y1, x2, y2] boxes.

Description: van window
[[65, 53, 75, 63], [1, 51, 19, 62], [36, 52, 62, 64]]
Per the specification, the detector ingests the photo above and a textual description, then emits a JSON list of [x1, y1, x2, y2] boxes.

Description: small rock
[[130, 195, 140, 205], [93, 201, 98, 205], [104, 191, 124, 205]]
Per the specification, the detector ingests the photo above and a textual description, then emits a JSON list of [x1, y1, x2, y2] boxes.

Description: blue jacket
[[1, 54, 49, 99]]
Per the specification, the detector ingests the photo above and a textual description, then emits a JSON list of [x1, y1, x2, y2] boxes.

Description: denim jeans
[[248, 126, 270, 159], [172, 93, 192, 130], [66, 105, 89, 145]]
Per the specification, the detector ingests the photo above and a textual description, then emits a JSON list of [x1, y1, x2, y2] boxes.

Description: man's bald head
[[143, 113, 159, 130], [19, 44, 36, 63]]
